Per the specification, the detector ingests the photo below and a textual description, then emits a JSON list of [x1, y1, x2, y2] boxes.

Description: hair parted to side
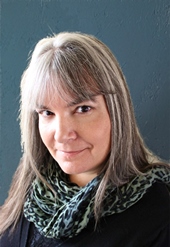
[[0, 31, 163, 235]]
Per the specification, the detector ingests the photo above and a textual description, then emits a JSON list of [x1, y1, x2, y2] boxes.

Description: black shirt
[[0, 182, 169, 247]]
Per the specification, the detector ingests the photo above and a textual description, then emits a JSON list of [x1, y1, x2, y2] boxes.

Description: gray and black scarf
[[24, 164, 169, 239]]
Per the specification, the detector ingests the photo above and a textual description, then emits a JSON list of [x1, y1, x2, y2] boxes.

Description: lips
[[57, 148, 87, 159], [60, 149, 86, 154]]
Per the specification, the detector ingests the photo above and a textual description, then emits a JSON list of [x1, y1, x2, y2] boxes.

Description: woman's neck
[[69, 173, 98, 187]]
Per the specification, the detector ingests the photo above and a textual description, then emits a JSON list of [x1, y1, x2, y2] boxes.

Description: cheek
[[89, 118, 111, 149], [100, 123, 111, 148], [39, 123, 53, 147]]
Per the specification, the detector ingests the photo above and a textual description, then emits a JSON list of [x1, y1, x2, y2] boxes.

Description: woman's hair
[[0, 32, 165, 235]]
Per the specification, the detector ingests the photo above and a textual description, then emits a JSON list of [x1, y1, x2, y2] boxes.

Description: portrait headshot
[[0, 1, 169, 246]]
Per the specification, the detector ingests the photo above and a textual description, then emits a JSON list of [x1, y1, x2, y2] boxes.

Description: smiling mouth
[[58, 149, 87, 158]]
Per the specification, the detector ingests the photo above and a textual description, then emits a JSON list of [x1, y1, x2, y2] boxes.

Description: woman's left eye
[[76, 105, 92, 113]]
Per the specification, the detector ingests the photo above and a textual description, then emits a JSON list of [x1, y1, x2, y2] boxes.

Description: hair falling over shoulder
[[0, 31, 169, 236]]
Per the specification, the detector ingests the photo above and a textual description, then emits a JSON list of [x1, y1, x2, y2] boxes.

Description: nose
[[53, 115, 78, 143]]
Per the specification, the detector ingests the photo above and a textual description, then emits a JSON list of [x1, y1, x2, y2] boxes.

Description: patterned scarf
[[24, 164, 169, 239]]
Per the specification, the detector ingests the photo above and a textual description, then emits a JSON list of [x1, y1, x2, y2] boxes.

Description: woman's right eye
[[36, 110, 54, 117]]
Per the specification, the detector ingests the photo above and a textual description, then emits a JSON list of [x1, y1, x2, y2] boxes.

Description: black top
[[0, 182, 169, 247]]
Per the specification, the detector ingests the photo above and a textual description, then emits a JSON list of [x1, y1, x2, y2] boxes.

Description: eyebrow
[[66, 96, 97, 107], [36, 105, 49, 110], [36, 96, 97, 110]]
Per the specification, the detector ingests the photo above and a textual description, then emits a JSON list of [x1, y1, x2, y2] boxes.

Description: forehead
[[34, 73, 101, 108], [31, 54, 107, 112], [36, 89, 97, 109]]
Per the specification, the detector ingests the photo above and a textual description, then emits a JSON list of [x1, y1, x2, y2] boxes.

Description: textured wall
[[0, 0, 169, 204]]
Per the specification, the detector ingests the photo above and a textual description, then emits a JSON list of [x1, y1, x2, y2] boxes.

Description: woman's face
[[37, 93, 111, 186]]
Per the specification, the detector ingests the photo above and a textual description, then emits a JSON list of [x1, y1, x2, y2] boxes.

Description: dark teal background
[[0, 0, 169, 205]]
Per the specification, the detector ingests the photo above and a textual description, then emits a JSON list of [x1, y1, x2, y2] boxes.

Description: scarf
[[24, 164, 169, 239]]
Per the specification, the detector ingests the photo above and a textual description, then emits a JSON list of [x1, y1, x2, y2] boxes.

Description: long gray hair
[[0, 32, 157, 234]]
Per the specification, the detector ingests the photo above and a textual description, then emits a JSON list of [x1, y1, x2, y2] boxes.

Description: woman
[[0, 32, 169, 247]]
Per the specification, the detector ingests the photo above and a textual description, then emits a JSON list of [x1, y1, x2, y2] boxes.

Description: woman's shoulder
[[0, 213, 30, 247], [138, 180, 169, 211], [107, 181, 169, 229], [97, 181, 169, 246]]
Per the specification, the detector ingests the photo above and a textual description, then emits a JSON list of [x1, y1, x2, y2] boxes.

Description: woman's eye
[[37, 110, 54, 117], [76, 105, 92, 113]]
